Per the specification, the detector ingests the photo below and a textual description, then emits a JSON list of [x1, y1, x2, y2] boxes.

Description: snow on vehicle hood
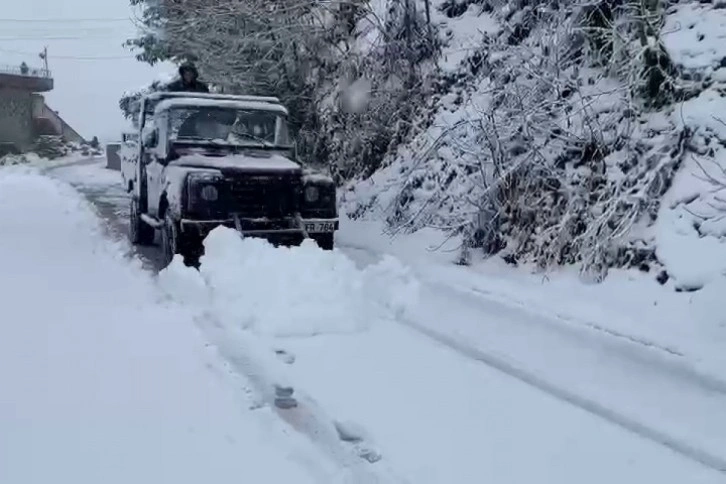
[[169, 152, 301, 174]]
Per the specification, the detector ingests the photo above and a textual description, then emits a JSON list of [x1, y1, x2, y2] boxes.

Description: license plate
[[305, 221, 336, 233]]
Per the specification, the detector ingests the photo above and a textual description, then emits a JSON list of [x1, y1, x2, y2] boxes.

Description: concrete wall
[[31, 95, 85, 144], [0, 69, 53, 93], [0, 88, 33, 151]]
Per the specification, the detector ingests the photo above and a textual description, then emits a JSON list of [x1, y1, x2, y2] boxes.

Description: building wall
[[30, 94, 85, 144], [0, 88, 33, 151]]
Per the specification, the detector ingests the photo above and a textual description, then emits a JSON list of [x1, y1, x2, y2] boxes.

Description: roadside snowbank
[[337, 213, 726, 379], [0, 167, 340, 484], [1, 151, 95, 168]]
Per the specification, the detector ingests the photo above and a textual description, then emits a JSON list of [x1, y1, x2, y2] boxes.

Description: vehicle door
[[145, 112, 168, 217], [136, 98, 147, 186], [120, 134, 137, 189]]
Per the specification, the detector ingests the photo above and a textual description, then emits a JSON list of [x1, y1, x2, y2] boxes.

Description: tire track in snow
[[337, 243, 726, 473], [195, 313, 408, 484], [339, 243, 723, 387], [395, 314, 726, 474], [456, 283, 726, 393]]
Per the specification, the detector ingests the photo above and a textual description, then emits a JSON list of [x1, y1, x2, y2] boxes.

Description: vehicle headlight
[[304, 185, 319, 203], [200, 185, 218, 201], [186, 170, 223, 212]]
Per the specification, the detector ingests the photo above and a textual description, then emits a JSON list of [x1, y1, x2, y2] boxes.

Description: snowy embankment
[[0, 167, 344, 484]]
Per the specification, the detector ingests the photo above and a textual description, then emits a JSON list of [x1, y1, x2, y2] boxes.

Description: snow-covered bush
[[0, 154, 30, 166], [30, 136, 101, 160], [347, 0, 688, 280]]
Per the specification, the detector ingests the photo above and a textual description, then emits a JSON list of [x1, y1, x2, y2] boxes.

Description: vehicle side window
[[275, 117, 291, 146], [157, 112, 169, 158]]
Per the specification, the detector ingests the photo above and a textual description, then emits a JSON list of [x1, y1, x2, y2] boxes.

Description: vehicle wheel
[[129, 197, 154, 245], [161, 213, 180, 268], [312, 233, 334, 251], [161, 214, 200, 268]]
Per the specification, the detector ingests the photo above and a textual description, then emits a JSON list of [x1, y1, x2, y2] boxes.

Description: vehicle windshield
[[168, 106, 291, 147]]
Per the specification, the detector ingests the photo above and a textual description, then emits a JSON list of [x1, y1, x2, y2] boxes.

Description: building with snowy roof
[[0, 63, 84, 155]]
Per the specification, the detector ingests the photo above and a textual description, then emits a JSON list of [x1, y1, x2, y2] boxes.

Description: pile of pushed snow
[[159, 227, 420, 338], [0, 166, 340, 484]]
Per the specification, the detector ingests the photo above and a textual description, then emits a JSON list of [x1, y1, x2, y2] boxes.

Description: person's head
[[179, 62, 199, 85]]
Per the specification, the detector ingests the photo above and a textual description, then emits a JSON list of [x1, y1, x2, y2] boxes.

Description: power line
[[0, 36, 122, 41], [0, 26, 130, 33], [0, 17, 131, 23], [0, 47, 135, 60]]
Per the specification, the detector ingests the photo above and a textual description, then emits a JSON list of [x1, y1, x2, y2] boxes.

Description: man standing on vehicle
[[166, 62, 209, 93]]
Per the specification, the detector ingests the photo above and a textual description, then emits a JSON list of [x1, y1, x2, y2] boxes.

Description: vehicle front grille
[[224, 174, 301, 218]]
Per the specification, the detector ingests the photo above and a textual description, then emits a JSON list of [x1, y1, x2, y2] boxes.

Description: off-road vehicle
[[128, 92, 338, 267]]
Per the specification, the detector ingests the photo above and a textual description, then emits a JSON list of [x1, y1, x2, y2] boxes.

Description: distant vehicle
[[128, 91, 338, 267]]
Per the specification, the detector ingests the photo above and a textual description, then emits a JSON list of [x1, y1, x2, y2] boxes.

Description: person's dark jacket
[[166, 63, 209, 93]]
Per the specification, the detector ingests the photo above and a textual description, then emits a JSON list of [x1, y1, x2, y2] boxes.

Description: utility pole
[[39, 46, 49, 75]]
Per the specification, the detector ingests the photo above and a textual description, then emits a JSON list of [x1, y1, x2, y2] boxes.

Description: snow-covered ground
[[30, 157, 726, 482], [158, 225, 725, 483], [14, 1, 723, 481], [0, 166, 350, 483]]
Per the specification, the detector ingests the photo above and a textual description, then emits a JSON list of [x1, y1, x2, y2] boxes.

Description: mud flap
[[233, 213, 243, 236], [294, 213, 310, 239]]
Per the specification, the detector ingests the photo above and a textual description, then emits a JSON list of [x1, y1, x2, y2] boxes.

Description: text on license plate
[[304, 222, 336, 233]]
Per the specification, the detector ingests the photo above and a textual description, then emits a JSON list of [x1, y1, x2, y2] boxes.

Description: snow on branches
[[349, 0, 685, 279]]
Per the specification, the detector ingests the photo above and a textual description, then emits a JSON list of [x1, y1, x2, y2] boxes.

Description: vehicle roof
[[154, 97, 289, 116], [143, 91, 281, 103]]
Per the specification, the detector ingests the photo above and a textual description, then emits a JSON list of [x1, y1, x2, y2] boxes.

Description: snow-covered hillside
[[344, 0, 726, 294]]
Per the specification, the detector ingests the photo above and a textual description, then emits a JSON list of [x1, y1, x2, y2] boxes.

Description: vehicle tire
[[161, 213, 200, 268], [161, 213, 180, 268], [312, 233, 334, 251], [129, 197, 155, 246]]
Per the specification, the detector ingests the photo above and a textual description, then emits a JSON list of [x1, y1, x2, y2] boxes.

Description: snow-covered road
[[0, 167, 348, 483], [4, 158, 723, 482]]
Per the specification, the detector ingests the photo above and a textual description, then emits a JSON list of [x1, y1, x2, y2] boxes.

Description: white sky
[[0, 0, 176, 143]]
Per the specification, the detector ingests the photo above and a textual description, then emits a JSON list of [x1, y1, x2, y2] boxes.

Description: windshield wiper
[[230, 132, 275, 147], [177, 137, 231, 146]]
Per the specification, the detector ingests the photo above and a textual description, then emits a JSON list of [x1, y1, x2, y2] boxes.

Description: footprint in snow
[[274, 348, 296, 364]]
